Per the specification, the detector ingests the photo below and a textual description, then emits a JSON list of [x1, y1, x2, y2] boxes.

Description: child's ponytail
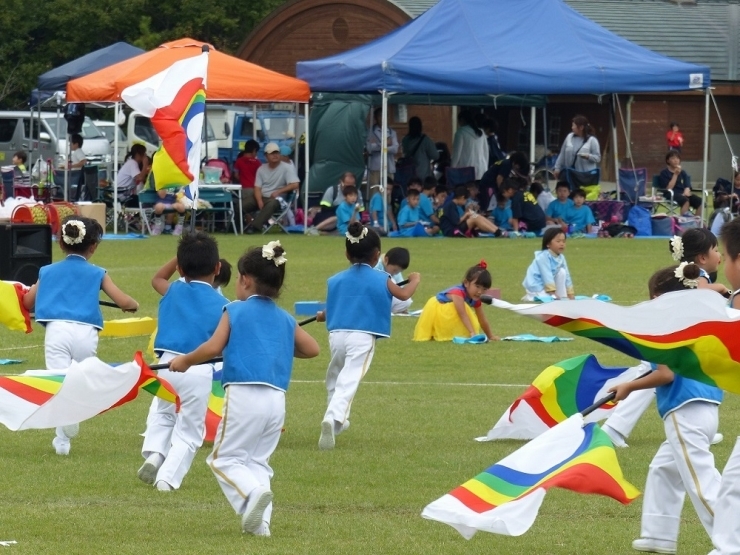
[[669, 229, 717, 263], [59, 216, 103, 254], [345, 222, 381, 264]]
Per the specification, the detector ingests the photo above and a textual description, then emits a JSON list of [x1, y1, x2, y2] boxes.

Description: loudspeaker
[[64, 103, 85, 135], [0, 224, 52, 285]]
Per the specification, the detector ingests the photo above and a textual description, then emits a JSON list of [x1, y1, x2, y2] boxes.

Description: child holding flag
[[168, 241, 320, 536], [610, 262, 723, 555], [22, 216, 139, 455], [138, 232, 229, 491], [316, 223, 420, 450]]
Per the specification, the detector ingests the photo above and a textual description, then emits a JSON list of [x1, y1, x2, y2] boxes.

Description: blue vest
[[326, 263, 392, 337], [154, 280, 228, 355], [35, 255, 106, 329], [436, 284, 477, 307], [656, 373, 723, 419], [222, 296, 296, 391]]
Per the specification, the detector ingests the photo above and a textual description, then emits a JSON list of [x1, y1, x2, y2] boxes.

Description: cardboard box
[[75, 203, 106, 229]]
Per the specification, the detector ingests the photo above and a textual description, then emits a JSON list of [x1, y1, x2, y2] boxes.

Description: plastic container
[[203, 166, 222, 184]]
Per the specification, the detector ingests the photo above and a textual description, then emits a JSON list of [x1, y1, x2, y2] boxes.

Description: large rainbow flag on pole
[[0, 352, 179, 431], [121, 51, 208, 203], [422, 414, 639, 537], [0, 280, 31, 333], [476, 355, 650, 442], [489, 290, 740, 394]]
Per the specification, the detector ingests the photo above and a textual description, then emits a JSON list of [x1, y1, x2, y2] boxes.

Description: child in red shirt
[[234, 140, 262, 189], [666, 122, 684, 151]]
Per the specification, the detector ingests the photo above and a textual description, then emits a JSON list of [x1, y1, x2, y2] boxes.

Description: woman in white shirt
[[553, 115, 601, 177], [451, 110, 488, 180], [117, 144, 149, 199]]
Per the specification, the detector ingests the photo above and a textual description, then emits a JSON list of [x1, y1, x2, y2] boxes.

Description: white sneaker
[[137, 453, 164, 485], [254, 521, 271, 537], [318, 419, 335, 450], [602, 424, 628, 448], [172, 223, 183, 236], [632, 538, 677, 554], [335, 420, 350, 436], [151, 219, 164, 236], [306, 226, 320, 236], [155, 480, 173, 492], [52, 437, 70, 456], [712, 433, 724, 445], [241, 486, 273, 534], [62, 423, 79, 439]]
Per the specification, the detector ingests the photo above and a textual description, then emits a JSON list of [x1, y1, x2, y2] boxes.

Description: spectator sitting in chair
[[244, 142, 299, 233], [658, 149, 702, 217], [545, 181, 574, 226], [117, 144, 150, 200], [69, 133, 87, 169], [307, 171, 365, 235], [499, 178, 547, 234], [151, 188, 186, 237]]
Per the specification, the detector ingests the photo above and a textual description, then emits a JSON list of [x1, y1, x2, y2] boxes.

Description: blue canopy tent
[[297, 0, 712, 228]]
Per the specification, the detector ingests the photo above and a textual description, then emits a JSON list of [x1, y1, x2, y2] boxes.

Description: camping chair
[[617, 167, 650, 208], [205, 159, 231, 183], [651, 175, 680, 216], [263, 190, 297, 234], [445, 166, 475, 190], [394, 163, 415, 192]]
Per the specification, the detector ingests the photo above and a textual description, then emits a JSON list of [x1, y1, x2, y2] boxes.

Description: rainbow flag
[[422, 414, 639, 537], [491, 290, 740, 395], [121, 52, 208, 202], [204, 369, 225, 442], [0, 352, 179, 431], [476, 355, 650, 442], [0, 280, 31, 333]]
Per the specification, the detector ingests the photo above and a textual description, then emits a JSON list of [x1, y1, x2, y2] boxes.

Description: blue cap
[[279, 145, 293, 156]]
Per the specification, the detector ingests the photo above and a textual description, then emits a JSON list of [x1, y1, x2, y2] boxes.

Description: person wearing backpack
[[400, 117, 438, 181]]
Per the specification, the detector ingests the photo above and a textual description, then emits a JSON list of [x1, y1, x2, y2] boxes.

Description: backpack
[[396, 135, 426, 173], [628, 205, 652, 237]]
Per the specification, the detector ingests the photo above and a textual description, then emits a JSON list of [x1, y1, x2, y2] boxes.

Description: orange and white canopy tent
[[66, 38, 310, 103]]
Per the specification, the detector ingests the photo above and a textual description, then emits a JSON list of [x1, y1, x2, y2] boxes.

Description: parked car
[[93, 120, 128, 166]]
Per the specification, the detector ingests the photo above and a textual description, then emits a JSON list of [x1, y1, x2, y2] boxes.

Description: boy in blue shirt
[[336, 186, 361, 235], [397, 189, 432, 236], [369, 181, 397, 232], [567, 188, 596, 233], [491, 194, 513, 231], [374, 246, 413, 313], [545, 181, 574, 226]]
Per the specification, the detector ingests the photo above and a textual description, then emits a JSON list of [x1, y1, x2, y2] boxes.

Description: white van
[[126, 111, 220, 161], [93, 120, 127, 166], [0, 111, 112, 171]]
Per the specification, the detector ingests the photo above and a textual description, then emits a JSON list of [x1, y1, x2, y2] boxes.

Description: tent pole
[[303, 101, 310, 234], [612, 94, 619, 185], [381, 90, 389, 234], [542, 105, 548, 186], [529, 106, 536, 174], [64, 134, 70, 202], [452, 106, 458, 140], [113, 102, 120, 234], [702, 88, 710, 226]]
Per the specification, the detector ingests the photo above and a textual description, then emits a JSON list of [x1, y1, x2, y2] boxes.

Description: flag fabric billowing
[[205, 368, 225, 442], [0, 352, 179, 431], [422, 414, 640, 538], [0, 281, 31, 333], [476, 355, 650, 442], [121, 52, 208, 202], [490, 290, 740, 394]]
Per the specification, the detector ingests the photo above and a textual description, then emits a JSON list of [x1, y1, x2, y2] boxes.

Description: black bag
[[562, 168, 600, 189], [396, 135, 426, 172]]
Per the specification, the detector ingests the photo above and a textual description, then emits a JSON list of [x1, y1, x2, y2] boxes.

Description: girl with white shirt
[[451, 111, 489, 180], [117, 144, 149, 198], [553, 115, 601, 177]]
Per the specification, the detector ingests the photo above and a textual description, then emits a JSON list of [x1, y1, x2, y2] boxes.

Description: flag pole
[[190, 44, 210, 234], [579, 368, 652, 418]]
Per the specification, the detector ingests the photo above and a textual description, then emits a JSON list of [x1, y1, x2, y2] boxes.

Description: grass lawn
[[0, 234, 733, 554]]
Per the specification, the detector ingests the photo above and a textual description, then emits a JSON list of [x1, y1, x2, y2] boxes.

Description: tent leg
[[529, 106, 536, 173], [304, 101, 310, 234], [113, 102, 119, 235], [612, 94, 619, 185], [542, 105, 548, 186], [702, 88, 710, 225], [381, 90, 389, 234]]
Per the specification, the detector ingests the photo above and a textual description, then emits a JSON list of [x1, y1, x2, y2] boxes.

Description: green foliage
[[0, 235, 729, 554], [0, 0, 286, 109]]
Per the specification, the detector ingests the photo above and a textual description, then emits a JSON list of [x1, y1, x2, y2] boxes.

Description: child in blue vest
[[138, 232, 229, 492], [610, 263, 723, 555], [22, 216, 139, 455], [316, 222, 420, 450], [169, 241, 319, 536]]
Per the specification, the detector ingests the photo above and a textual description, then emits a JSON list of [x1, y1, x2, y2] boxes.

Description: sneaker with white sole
[[151, 220, 164, 236], [241, 486, 273, 534], [632, 538, 677, 554], [137, 453, 164, 485], [62, 423, 79, 439], [172, 223, 183, 236], [318, 419, 335, 450], [52, 436, 71, 455], [155, 480, 173, 492], [254, 521, 271, 537]]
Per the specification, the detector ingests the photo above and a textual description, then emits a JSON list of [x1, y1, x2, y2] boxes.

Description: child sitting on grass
[[396, 189, 433, 236], [439, 186, 501, 238], [491, 194, 513, 231], [369, 180, 397, 232], [567, 189, 596, 233], [522, 227, 575, 301], [545, 181, 573, 227]]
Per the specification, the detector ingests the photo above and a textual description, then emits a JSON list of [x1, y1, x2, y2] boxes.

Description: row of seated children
[[543, 181, 597, 234]]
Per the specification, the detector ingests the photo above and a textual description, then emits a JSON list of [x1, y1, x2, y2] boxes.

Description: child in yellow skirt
[[413, 261, 499, 341]]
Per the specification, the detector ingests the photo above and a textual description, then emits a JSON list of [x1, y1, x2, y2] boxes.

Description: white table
[[199, 183, 244, 234]]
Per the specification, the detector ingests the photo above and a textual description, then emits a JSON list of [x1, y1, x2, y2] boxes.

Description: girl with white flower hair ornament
[[314, 222, 420, 450], [169, 240, 320, 537], [22, 216, 139, 455]]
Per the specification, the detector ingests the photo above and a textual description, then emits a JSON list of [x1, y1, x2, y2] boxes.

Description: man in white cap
[[243, 142, 300, 232]]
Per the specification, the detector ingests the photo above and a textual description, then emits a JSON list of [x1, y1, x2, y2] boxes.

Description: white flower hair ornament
[[346, 227, 368, 244], [262, 240, 287, 266], [674, 262, 699, 289], [62, 220, 87, 245], [670, 235, 684, 262]]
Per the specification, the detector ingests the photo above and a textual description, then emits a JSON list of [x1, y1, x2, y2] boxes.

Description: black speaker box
[[0, 224, 52, 285]]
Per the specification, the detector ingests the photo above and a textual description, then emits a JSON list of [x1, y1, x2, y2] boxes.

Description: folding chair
[[263, 190, 297, 234], [445, 166, 475, 189], [651, 175, 680, 216]]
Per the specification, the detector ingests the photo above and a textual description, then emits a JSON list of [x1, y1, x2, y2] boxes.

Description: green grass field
[[0, 234, 733, 554]]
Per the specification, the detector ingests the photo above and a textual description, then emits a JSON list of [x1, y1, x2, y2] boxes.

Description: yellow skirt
[[413, 297, 481, 341]]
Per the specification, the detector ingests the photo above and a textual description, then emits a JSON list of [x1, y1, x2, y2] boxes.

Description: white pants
[[523, 268, 567, 301], [603, 387, 655, 438], [641, 401, 721, 543], [141, 352, 213, 489], [207, 384, 285, 523], [391, 297, 413, 314], [710, 438, 740, 554], [324, 331, 375, 434], [44, 321, 99, 442]]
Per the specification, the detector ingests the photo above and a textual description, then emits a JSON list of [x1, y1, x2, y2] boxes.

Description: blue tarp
[[297, 0, 710, 95], [31, 42, 144, 105]]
